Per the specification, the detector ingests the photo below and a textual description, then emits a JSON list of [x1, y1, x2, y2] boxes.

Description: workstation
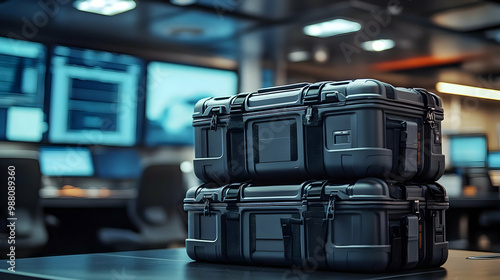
[[1, 0, 500, 279]]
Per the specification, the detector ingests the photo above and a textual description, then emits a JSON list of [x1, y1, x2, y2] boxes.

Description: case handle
[[257, 82, 309, 94]]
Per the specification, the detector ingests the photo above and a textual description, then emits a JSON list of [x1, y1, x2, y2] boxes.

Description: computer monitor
[[40, 146, 94, 177], [48, 45, 143, 146], [0, 36, 46, 142], [488, 151, 500, 170], [145, 62, 237, 146], [93, 147, 142, 179], [449, 134, 488, 168]]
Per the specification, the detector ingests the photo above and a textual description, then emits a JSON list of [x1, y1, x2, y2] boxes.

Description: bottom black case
[[183, 178, 448, 272]]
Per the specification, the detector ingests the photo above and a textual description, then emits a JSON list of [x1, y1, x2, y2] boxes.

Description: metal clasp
[[305, 106, 313, 125], [326, 194, 336, 220], [426, 107, 436, 129], [203, 195, 213, 216], [209, 107, 221, 131], [413, 200, 420, 220]]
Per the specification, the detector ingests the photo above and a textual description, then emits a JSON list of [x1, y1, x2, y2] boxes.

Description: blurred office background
[[1, 0, 500, 257]]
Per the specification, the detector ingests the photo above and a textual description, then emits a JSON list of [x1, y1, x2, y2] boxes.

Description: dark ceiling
[[1, 0, 500, 89]]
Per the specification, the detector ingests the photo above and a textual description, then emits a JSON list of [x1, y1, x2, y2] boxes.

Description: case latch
[[426, 107, 441, 144], [426, 107, 436, 129], [412, 200, 420, 219], [209, 107, 221, 131], [417, 88, 441, 144], [305, 106, 313, 125], [203, 194, 213, 216], [304, 106, 319, 126], [326, 194, 336, 220]]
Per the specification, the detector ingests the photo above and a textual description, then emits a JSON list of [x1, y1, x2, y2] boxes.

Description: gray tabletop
[[1, 248, 499, 280]]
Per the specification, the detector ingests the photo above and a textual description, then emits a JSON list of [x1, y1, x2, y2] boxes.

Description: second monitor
[[48, 46, 143, 146], [145, 62, 238, 146], [449, 134, 488, 168]]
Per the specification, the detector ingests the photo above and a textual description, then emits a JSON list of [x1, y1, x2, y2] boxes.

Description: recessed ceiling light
[[288, 50, 310, 62], [361, 39, 395, 52], [436, 82, 500, 101], [313, 45, 329, 63], [303, 19, 361, 38], [170, 0, 197, 6], [74, 0, 136, 16]]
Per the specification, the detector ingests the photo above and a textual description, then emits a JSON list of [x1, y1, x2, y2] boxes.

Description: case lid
[[192, 79, 443, 120], [237, 178, 396, 202], [184, 178, 448, 204]]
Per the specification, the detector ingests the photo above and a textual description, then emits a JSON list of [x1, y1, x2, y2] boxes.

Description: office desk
[[449, 196, 500, 208], [1, 249, 499, 280], [42, 195, 133, 208], [41, 189, 136, 208]]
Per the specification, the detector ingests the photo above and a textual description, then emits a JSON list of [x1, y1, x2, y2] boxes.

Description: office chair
[[98, 163, 187, 251], [0, 151, 48, 258], [461, 167, 500, 250], [462, 167, 496, 194]]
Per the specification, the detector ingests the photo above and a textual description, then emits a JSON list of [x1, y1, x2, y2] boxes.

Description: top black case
[[192, 79, 444, 185]]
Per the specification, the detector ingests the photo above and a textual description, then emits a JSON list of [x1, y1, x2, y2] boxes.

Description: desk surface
[[41, 188, 136, 208], [1, 249, 499, 280], [41, 196, 132, 208], [449, 196, 500, 208]]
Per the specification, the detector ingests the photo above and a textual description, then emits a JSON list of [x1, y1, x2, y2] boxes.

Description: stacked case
[[184, 79, 448, 272]]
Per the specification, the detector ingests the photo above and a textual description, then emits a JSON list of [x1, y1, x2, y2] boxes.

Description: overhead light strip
[[436, 82, 500, 101]]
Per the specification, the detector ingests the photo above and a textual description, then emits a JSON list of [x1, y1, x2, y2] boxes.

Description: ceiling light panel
[[361, 39, 395, 52], [74, 0, 136, 16], [170, 0, 197, 6], [303, 19, 361, 38]]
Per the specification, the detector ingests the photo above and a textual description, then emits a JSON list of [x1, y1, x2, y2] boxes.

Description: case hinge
[[230, 93, 249, 114], [203, 194, 213, 216], [224, 183, 244, 202], [303, 82, 326, 104], [209, 107, 221, 131]]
